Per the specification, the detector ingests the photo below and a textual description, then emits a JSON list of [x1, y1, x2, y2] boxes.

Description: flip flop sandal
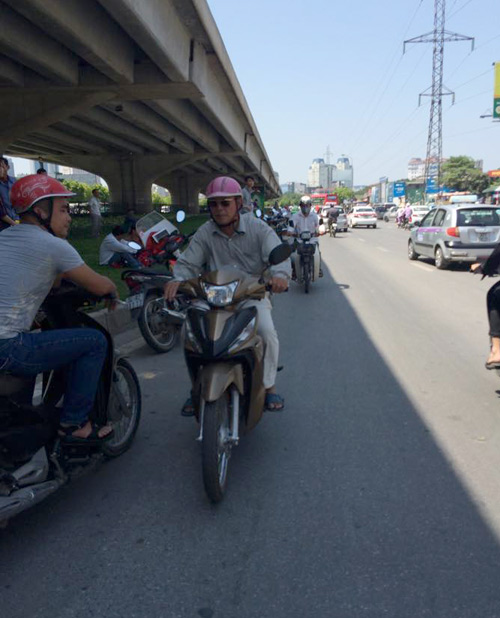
[[58, 422, 114, 444], [265, 393, 285, 411], [485, 361, 500, 370], [181, 397, 195, 417]]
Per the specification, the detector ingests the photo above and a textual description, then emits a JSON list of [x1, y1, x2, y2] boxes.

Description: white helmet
[[300, 195, 312, 214]]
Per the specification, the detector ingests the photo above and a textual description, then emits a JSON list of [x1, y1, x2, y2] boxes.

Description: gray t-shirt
[[0, 225, 84, 338]]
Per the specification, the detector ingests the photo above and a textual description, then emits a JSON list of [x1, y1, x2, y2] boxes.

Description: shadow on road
[[2, 263, 500, 617]]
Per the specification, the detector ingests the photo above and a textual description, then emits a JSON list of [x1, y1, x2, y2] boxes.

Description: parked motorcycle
[[123, 211, 191, 353], [0, 284, 142, 526], [170, 243, 292, 503]]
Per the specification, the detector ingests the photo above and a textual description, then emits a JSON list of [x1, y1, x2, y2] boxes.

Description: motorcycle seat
[[0, 374, 31, 397]]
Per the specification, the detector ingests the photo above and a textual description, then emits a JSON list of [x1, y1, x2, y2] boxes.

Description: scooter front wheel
[[102, 358, 142, 458], [138, 291, 178, 353], [202, 396, 231, 503]]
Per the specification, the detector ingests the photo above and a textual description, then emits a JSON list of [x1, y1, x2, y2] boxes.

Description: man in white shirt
[[241, 175, 255, 214], [288, 195, 322, 281], [88, 188, 102, 237], [99, 225, 141, 268]]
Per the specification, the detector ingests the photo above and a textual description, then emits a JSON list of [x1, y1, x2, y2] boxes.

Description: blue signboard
[[426, 177, 438, 194], [394, 182, 406, 197]]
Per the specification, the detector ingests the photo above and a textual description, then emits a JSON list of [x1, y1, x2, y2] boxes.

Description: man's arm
[[0, 214, 16, 226], [62, 264, 118, 298]]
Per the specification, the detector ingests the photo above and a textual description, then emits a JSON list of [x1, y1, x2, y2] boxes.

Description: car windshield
[[456, 208, 500, 227]]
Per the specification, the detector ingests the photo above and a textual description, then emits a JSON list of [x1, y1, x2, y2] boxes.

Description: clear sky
[[207, 0, 500, 186]]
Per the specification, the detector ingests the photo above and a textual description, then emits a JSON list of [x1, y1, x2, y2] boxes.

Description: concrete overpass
[[0, 0, 279, 211]]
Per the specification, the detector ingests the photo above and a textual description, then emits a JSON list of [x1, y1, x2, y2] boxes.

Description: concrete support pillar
[[99, 158, 153, 214], [165, 174, 202, 214]]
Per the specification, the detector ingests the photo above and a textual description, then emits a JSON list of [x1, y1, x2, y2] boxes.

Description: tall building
[[308, 154, 353, 189], [280, 182, 306, 194]]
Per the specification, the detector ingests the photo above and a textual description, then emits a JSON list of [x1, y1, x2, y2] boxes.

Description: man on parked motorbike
[[99, 224, 142, 268], [0, 175, 118, 442], [287, 195, 322, 280], [164, 176, 291, 412]]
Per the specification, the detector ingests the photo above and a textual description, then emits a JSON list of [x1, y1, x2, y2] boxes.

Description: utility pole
[[404, 0, 473, 201]]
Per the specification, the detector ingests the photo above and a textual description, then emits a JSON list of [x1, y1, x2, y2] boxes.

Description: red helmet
[[205, 176, 242, 199], [10, 174, 75, 215]]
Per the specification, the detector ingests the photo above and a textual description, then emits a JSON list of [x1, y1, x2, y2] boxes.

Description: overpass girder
[[3, 0, 135, 84]]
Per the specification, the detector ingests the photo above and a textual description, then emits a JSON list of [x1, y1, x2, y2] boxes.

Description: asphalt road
[[3, 221, 500, 618]]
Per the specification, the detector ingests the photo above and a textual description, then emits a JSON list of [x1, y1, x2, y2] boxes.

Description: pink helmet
[[205, 176, 242, 199], [11, 174, 75, 215]]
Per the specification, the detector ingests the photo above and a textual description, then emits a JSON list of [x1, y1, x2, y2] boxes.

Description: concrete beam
[[97, 0, 191, 81], [0, 4, 78, 84], [146, 99, 220, 153], [58, 118, 145, 154], [0, 81, 202, 100], [4, 0, 135, 84], [0, 57, 24, 86], [81, 107, 171, 153], [101, 101, 195, 154], [34, 127, 107, 155], [0, 91, 115, 144]]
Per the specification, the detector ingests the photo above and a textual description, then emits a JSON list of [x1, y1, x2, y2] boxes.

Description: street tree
[[441, 156, 490, 194]]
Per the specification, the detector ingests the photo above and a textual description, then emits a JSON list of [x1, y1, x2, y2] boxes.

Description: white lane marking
[[377, 246, 390, 252], [358, 238, 366, 243], [411, 262, 434, 272]]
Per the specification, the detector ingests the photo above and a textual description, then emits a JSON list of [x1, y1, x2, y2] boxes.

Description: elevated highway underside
[[0, 0, 279, 211]]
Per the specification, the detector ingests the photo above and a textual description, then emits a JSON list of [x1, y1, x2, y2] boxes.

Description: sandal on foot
[[181, 397, 195, 417], [265, 393, 285, 411], [58, 422, 114, 444], [485, 360, 500, 370]]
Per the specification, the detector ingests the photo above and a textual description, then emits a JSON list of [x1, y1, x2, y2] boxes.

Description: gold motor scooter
[[173, 244, 292, 503]]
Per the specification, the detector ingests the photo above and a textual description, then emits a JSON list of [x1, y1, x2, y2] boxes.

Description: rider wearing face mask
[[0, 175, 118, 443], [288, 195, 322, 281], [164, 176, 291, 413]]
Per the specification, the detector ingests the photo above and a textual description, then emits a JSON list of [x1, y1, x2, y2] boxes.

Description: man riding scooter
[[287, 195, 322, 281], [164, 176, 291, 412], [0, 175, 118, 443]]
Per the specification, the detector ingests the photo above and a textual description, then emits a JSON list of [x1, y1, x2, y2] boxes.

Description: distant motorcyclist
[[287, 196, 322, 280]]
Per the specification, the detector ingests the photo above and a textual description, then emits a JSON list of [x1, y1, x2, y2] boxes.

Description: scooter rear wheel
[[138, 291, 178, 353], [202, 396, 231, 503], [102, 358, 142, 458]]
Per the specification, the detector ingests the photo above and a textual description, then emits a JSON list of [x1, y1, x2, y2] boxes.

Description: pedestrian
[[0, 156, 17, 231], [99, 225, 141, 268], [36, 167, 47, 175], [88, 188, 102, 237], [241, 175, 255, 213]]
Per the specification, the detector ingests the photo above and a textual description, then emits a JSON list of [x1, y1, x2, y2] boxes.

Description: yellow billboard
[[494, 62, 500, 119]]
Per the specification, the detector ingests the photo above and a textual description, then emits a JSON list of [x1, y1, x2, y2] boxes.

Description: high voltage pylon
[[404, 0, 473, 199]]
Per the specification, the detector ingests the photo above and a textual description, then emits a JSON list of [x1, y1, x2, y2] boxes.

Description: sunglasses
[[207, 199, 234, 209]]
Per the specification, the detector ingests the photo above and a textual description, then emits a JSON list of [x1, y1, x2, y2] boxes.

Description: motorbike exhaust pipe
[[0, 480, 61, 523], [160, 308, 185, 324]]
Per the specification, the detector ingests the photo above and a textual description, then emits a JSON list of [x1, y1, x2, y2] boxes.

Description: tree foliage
[[441, 156, 490, 194], [60, 179, 109, 203]]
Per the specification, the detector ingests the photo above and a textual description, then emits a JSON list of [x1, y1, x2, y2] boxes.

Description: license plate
[[477, 232, 489, 241], [126, 292, 145, 309]]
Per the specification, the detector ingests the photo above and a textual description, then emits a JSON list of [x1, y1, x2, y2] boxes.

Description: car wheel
[[408, 240, 418, 260], [434, 246, 449, 270]]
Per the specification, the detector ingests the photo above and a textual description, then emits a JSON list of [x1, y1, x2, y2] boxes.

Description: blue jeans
[[108, 252, 141, 268], [0, 329, 107, 425]]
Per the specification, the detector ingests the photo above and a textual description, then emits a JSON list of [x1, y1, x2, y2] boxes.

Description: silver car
[[408, 204, 500, 269]]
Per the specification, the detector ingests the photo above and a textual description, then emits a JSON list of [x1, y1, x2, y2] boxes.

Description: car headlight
[[201, 281, 238, 307], [228, 317, 256, 352]]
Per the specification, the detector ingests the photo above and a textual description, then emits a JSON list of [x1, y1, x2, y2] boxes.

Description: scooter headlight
[[201, 281, 238, 307], [228, 317, 257, 352]]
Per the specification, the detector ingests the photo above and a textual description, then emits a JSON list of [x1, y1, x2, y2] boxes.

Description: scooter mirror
[[255, 209, 262, 218], [176, 210, 186, 223], [128, 241, 142, 251], [268, 243, 293, 265]]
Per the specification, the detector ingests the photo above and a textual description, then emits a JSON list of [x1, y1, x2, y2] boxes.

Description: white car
[[409, 206, 430, 226], [348, 206, 377, 228]]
